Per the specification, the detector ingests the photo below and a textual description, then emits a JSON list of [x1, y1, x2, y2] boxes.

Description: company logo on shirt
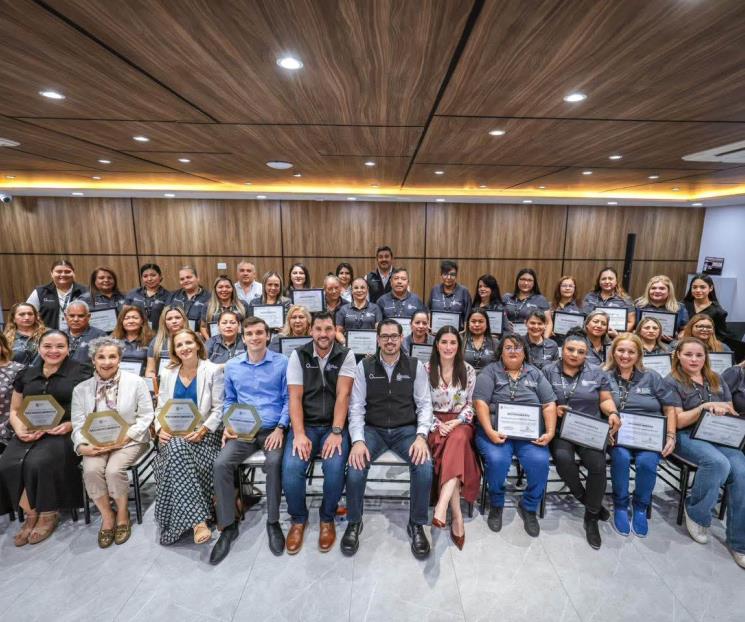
[[326, 363, 338, 372], [524, 380, 537, 387], [396, 373, 411, 381], [369, 373, 386, 380], [581, 380, 597, 387], [636, 387, 651, 395]]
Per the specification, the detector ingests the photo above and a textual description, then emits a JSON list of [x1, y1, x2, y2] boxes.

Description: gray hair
[[66, 299, 90, 314], [584, 308, 609, 327], [88, 336, 124, 360]]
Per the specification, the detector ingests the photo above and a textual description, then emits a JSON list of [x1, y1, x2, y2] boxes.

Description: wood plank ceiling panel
[[404, 164, 563, 190]]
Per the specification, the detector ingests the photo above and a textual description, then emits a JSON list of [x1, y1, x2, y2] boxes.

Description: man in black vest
[[282, 312, 356, 554], [365, 245, 395, 303], [342, 318, 434, 559]]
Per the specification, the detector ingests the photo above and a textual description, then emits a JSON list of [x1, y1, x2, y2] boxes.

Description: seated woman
[[582, 266, 635, 336], [80, 266, 126, 318], [635, 274, 688, 340], [524, 310, 559, 370], [635, 317, 669, 354], [472, 274, 508, 335], [426, 327, 479, 550], [722, 361, 745, 416], [145, 305, 188, 382], [461, 309, 497, 373], [0, 330, 91, 545], [335, 277, 382, 343], [683, 273, 731, 342], [248, 271, 292, 331], [269, 305, 311, 353], [154, 328, 224, 545], [71, 336, 154, 548], [4, 302, 45, 365], [205, 311, 246, 365], [674, 314, 731, 353], [473, 333, 557, 537], [112, 305, 153, 369], [285, 262, 311, 298], [583, 309, 612, 368], [604, 334, 676, 537], [0, 334, 26, 446], [542, 331, 619, 549], [125, 263, 172, 331], [200, 275, 249, 341], [402, 310, 434, 355], [663, 337, 744, 569]]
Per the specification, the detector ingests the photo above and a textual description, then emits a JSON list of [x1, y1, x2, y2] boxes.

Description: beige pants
[[82, 443, 149, 500]]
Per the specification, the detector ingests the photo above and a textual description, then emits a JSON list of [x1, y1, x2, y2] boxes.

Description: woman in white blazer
[[71, 336, 154, 548], [153, 328, 224, 545]]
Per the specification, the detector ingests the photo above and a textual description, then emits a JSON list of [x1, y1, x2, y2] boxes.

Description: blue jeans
[[282, 426, 350, 524], [345, 425, 433, 525], [610, 446, 659, 511], [474, 426, 549, 512], [677, 429, 745, 553]]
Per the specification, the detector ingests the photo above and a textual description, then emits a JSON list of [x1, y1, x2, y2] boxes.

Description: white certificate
[[119, 359, 144, 376], [291, 289, 325, 313], [511, 322, 528, 336], [394, 317, 412, 338], [640, 310, 677, 337], [553, 310, 586, 336], [280, 336, 313, 356], [88, 307, 118, 332], [410, 343, 433, 363], [187, 319, 197, 331], [709, 352, 734, 375], [603, 307, 628, 332], [559, 410, 609, 451], [346, 330, 377, 355], [430, 311, 460, 332], [209, 322, 220, 337], [643, 353, 672, 377], [496, 402, 542, 440], [616, 411, 666, 452], [252, 304, 285, 329], [486, 311, 503, 335], [692, 411, 745, 449], [158, 357, 171, 376]]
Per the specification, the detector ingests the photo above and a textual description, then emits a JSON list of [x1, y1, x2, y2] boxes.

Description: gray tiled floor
[[1, 484, 743, 622]]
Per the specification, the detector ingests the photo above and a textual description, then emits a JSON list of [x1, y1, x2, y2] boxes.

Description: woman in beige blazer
[[153, 328, 224, 545], [71, 336, 154, 548]]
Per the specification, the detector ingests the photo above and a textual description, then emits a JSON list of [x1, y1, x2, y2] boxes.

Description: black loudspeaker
[[622, 233, 636, 292]]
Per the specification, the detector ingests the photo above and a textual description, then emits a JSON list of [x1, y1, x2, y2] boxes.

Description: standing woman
[[549, 275, 582, 341], [4, 303, 45, 365], [582, 267, 635, 335], [205, 311, 246, 365], [146, 305, 188, 381], [472, 274, 507, 336], [0, 334, 25, 446], [0, 330, 92, 545], [723, 361, 745, 415], [336, 263, 354, 303], [524, 311, 559, 370], [402, 310, 434, 354], [285, 262, 311, 297], [81, 266, 126, 316], [635, 275, 688, 339], [111, 305, 153, 366], [154, 328, 224, 545], [335, 278, 382, 343], [604, 334, 676, 537], [26, 259, 88, 329], [678, 314, 731, 353], [170, 266, 211, 333], [635, 317, 669, 354], [502, 268, 550, 335], [583, 309, 612, 368], [125, 263, 172, 331], [248, 271, 292, 318], [683, 273, 731, 341], [200, 275, 249, 341], [461, 309, 497, 373], [269, 305, 311, 353], [542, 333, 619, 548], [426, 327, 479, 549], [428, 260, 473, 329], [70, 336, 154, 547]]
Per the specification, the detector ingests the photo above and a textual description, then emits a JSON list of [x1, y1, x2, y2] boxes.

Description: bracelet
[[666, 432, 676, 438]]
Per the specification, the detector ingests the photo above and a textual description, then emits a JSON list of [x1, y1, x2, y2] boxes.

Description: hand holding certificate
[[88, 307, 118, 332], [643, 353, 672, 377], [485, 311, 503, 335], [430, 311, 460, 332], [640, 310, 676, 337], [553, 311, 585, 336], [291, 289, 325, 313], [493, 402, 543, 441], [603, 307, 628, 332], [709, 352, 734, 375], [18, 395, 65, 431], [158, 399, 202, 436], [346, 330, 377, 355], [252, 304, 285, 329], [559, 410, 609, 451], [81, 410, 129, 447], [616, 411, 666, 452], [692, 411, 745, 449]]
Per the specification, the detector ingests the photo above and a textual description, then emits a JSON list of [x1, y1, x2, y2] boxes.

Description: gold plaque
[[223, 404, 262, 441], [158, 399, 201, 436], [19, 395, 65, 431], [81, 410, 129, 447]]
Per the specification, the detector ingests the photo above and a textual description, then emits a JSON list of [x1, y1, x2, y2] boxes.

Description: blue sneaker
[[613, 508, 630, 536], [632, 509, 648, 538]]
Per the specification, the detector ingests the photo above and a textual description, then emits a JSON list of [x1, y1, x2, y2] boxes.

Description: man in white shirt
[[235, 260, 262, 305]]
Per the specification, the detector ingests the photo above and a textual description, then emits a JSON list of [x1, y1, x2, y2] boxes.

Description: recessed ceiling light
[[347, 197, 357, 201], [266, 161, 293, 170], [538, 185, 546, 189], [5, 175, 15, 179], [71, 192, 84, 196], [164, 193, 175, 198], [91, 176, 101, 180], [244, 182, 252, 185], [609, 154, 623, 160], [277, 56, 303, 70], [39, 90, 65, 100], [522, 199, 533, 203], [256, 195, 267, 199], [648, 175, 659, 180], [607, 201, 618, 205], [582, 170, 593, 175], [434, 170, 444, 175], [691, 202, 703, 206], [488, 129, 506, 136], [0, 138, 21, 147], [364, 161, 376, 167], [132, 135, 149, 142], [671, 187, 680, 191], [435, 198, 446, 202], [479, 185, 488, 189], [98, 159, 111, 164], [563, 92, 587, 103], [370, 184, 380, 188], [292, 172, 302, 177], [178, 158, 191, 163]]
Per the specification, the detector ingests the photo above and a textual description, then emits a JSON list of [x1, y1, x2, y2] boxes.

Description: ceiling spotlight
[[277, 56, 303, 70], [609, 154, 622, 160], [364, 161, 376, 167], [648, 175, 659, 180], [479, 185, 488, 189], [434, 170, 445, 175], [522, 199, 533, 203], [582, 170, 593, 175], [435, 198, 446, 202], [370, 184, 380, 188], [256, 195, 267, 199], [266, 161, 293, 169], [91, 176, 101, 180], [347, 197, 357, 201], [39, 90, 65, 100], [691, 202, 703, 206], [607, 201, 618, 205], [488, 129, 506, 136], [178, 158, 191, 163], [132, 135, 149, 142], [164, 193, 175, 198], [671, 187, 680, 191], [98, 159, 111, 164], [563, 92, 587, 103], [538, 185, 546, 189], [0, 138, 21, 147], [5, 175, 15, 179], [244, 182, 252, 185], [71, 192, 84, 196]]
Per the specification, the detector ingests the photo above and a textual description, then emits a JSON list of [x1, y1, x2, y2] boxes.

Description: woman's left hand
[[185, 426, 208, 444], [47, 421, 72, 436], [662, 435, 676, 457], [438, 418, 462, 437]]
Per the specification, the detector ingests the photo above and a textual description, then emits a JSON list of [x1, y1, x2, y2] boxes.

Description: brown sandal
[[193, 522, 212, 544], [14, 512, 39, 547], [114, 517, 132, 546], [28, 512, 59, 545]]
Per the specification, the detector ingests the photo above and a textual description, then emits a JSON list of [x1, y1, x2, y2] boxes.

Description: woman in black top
[[461, 309, 497, 373], [0, 330, 91, 545], [683, 273, 731, 341], [26, 259, 88, 330], [285, 262, 311, 297]]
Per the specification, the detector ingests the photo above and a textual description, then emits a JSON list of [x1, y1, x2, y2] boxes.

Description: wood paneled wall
[[0, 198, 703, 317]]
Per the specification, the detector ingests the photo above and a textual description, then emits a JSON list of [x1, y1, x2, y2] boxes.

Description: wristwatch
[[277, 423, 287, 431], [331, 426, 343, 435]]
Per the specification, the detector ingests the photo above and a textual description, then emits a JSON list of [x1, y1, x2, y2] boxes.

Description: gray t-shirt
[[605, 368, 676, 416], [662, 374, 732, 430], [542, 361, 610, 419], [473, 361, 556, 412]]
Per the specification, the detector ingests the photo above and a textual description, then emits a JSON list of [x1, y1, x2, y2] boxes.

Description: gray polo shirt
[[605, 368, 675, 416], [428, 284, 472, 326], [377, 291, 427, 319], [502, 293, 550, 323], [526, 338, 560, 370], [473, 361, 556, 413], [542, 361, 610, 419], [662, 374, 732, 431]]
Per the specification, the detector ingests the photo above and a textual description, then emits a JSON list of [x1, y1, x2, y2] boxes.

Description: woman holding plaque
[[604, 334, 676, 537], [336, 262, 354, 302], [542, 331, 619, 549], [635, 275, 688, 339], [426, 326, 479, 549], [335, 278, 382, 341], [677, 314, 732, 353], [581, 267, 635, 335], [635, 317, 669, 355], [524, 311, 559, 371], [205, 311, 246, 365], [154, 328, 224, 545], [81, 266, 126, 317], [0, 334, 25, 446], [402, 310, 434, 355], [502, 269, 550, 335], [125, 263, 172, 331], [683, 274, 731, 341], [472, 333, 557, 537], [0, 330, 91, 545], [71, 336, 154, 547], [461, 309, 496, 373], [4, 302, 45, 365], [112, 305, 153, 366], [200, 275, 249, 341], [145, 305, 188, 381], [664, 338, 744, 568], [285, 262, 311, 297], [26, 259, 88, 330], [269, 305, 311, 353], [248, 271, 292, 319], [583, 309, 612, 368]]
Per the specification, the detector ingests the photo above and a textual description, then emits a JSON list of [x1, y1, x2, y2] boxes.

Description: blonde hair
[[670, 337, 721, 393], [152, 305, 188, 367], [635, 275, 680, 312], [167, 328, 207, 368], [279, 305, 311, 337], [603, 333, 646, 373], [683, 314, 725, 352], [205, 275, 239, 320]]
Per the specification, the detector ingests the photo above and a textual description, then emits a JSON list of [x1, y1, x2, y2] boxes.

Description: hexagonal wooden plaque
[[81, 410, 129, 447], [158, 399, 201, 436], [19, 395, 64, 431], [223, 403, 262, 441]]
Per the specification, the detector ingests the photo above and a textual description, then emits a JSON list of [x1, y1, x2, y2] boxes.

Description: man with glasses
[[342, 319, 434, 559], [427, 259, 472, 329]]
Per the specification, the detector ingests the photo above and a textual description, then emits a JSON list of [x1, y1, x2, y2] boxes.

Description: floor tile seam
[[112, 556, 158, 621], [539, 537, 588, 622]]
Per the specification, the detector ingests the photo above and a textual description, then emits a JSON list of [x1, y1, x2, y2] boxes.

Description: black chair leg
[[479, 479, 488, 513], [9, 509, 16, 522], [467, 501, 473, 518], [71, 506, 79, 522], [237, 466, 247, 521], [18, 507, 25, 522], [83, 486, 91, 525], [719, 486, 728, 521], [516, 463, 525, 488], [677, 464, 689, 526], [646, 503, 652, 519], [132, 466, 143, 524]]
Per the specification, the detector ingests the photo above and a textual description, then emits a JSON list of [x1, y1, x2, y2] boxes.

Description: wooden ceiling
[[2, 0, 745, 201]]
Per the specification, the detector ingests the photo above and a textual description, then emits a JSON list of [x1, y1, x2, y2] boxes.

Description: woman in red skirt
[[426, 325, 480, 549]]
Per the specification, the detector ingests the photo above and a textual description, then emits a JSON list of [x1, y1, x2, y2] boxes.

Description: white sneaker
[[684, 506, 709, 544], [731, 549, 745, 569]]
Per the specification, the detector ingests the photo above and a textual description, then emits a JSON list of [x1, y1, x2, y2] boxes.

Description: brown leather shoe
[[318, 521, 336, 553], [286, 523, 306, 555]]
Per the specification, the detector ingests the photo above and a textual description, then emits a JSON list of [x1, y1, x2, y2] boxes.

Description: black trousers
[[550, 438, 607, 514]]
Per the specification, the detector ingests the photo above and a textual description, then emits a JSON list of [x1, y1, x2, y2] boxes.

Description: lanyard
[[615, 372, 633, 410], [507, 367, 524, 400], [693, 380, 712, 406], [559, 368, 584, 406]]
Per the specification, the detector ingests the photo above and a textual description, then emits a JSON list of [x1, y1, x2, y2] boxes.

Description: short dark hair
[[391, 267, 408, 279], [526, 310, 547, 323], [242, 316, 269, 334], [440, 259, 458, 274], [139, 263, 162, 277], [311, 311, 335, 326], [375, 245, 393, 256], [377, 318, 403, 336], [495, 333, 525, 360]]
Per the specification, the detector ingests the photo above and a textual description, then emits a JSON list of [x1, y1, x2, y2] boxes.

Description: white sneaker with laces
[[731, 549, 745, 569], [684, 506, 709, 544]]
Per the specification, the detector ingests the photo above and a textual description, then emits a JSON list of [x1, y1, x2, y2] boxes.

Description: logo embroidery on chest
[[396, 373, 411, 381], [636, 387, 651, 395], [581, 380, 597, 387]]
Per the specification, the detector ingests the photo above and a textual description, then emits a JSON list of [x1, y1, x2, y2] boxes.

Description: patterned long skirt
[[154, 432, 220, 545]]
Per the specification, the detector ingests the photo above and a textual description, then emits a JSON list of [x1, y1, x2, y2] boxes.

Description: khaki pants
[[82, 443, 149, 500]]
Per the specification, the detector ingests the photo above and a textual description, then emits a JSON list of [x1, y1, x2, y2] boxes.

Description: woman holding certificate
[[472, 274, 507, 336], [112, 305, 153, 367], [549, 276, 583, 342], [153, 328, 224, 545], [0, 330, 91, 545], [426, 326, 479, 550], [247, 271, 292, 322], [683, 274, 731, 341], [473, 333, 557, 537], [604, 334, 676, 537], [124, 263, 172, 331], [581, 267, 635, 335], [285, 262, 311, 297], [145, 305, 188, 381], [635, 317, 669, 354], [269, 305, 311, 353], [402, 311, 434, 355], [502, 269, 550, 335], [71, 336, 154, 547], [524, 311, 559, 371], [335, 278, 382, 341], [663, 337, 744, 568], [461, 309, 497, 373], [80, 266, 126, 318], [635, 275, 688, 339], [583, 310, 612, 368], [542, 331, 619, 549], [205, 311, 246, 365], [200, 276, 249, 340], [4, 302, 45, 365]]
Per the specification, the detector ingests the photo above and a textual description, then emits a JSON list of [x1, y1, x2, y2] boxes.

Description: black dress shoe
[[340, 522, 363, 556], [266, 521, 285, 556], [584, 512, 602, 550], [517, 504, 540, 537], [597, 505, 610, 522], [209, 523, 239, 565], [487, 506, 503, 533], [407, 522, 431, 560]]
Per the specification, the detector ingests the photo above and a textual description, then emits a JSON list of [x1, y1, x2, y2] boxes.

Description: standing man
[[282, 312, 356, 554], [210, 316, 288, 564], [235, 261, 263, 306], [366, 246, 395, 303], [428, 259, 472, 329], [342, 319, 434, 559], [377, 268, 427, 320]]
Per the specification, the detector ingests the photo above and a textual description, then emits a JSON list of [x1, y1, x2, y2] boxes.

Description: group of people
[[0, 247, 743, 571]]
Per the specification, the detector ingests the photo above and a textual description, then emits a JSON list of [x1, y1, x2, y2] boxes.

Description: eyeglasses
[[379, 334, 401, 342], [504, 346, 524, 353], [694, 325, 714, 331], [518, 278, 534, 283]]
